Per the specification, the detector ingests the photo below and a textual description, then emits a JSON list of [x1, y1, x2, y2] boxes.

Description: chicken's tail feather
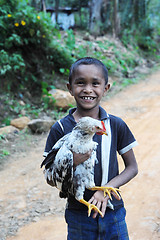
[[59, 191, 68, 198], [40, 148, 59, 168]]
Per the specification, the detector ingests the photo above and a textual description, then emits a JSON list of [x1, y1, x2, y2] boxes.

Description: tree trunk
[[139, 0, 147, 21], [79, 0, 82, 27], [55, 0, 59, 24], [133, 0, 148, 26], [41, 0, 46, 12], [113, 0, 120, 37], [89, 0, 103, 37], [133, 0, 139, 26]]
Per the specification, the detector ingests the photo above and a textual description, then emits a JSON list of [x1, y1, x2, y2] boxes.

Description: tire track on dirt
[[102, 70, 160, 240], [1, 70, 160, 240]]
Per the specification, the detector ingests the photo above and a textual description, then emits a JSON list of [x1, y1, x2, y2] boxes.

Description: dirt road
[[1, 70, 160, 240]]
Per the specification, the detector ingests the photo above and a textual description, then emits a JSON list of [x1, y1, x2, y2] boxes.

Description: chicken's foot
[[79, 199, 103, 217], [89, 186, 121, 200]]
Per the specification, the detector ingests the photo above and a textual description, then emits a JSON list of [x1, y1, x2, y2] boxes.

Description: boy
[[43, 57, 138, 239]]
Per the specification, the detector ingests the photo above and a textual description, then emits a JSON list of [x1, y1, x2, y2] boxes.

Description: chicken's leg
[[79, 199, 103, 217], [89, 186, 121, 200]]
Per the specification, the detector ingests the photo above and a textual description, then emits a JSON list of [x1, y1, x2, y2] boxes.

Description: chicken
[[41, 117, 120, 217]]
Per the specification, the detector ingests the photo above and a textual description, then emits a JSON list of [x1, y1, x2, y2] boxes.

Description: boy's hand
[[88, 188, 120, 218], [88, 191, 109, 218], [73, 150, 92, 168]]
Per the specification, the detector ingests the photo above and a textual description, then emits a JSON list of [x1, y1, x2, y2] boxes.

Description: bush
[[134, 19, 157, 51], [0, 0, 73, 93]]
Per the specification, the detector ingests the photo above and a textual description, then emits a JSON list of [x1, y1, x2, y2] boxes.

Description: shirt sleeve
[[117, 119, 138, 155], [43, 121, 64, 157]]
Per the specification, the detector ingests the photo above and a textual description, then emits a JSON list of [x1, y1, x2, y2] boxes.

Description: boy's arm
[[107, 148, 138, 188], [72, 151, 92, 169], [89, 149, 138, 218]]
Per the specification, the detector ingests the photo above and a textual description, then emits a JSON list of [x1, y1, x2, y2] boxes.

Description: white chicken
[[41, 117, 120, 217]]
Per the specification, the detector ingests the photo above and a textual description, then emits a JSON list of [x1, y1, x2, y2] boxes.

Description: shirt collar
[[69, 106, 108, 121], [99, 106, 108, 120]]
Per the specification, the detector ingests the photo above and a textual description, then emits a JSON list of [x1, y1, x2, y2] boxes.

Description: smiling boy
[[67, 63, 109, 120], [44, 57, 138, 239]]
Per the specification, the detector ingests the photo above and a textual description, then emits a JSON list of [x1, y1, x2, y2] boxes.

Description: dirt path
[[0, 70, 160, 240]]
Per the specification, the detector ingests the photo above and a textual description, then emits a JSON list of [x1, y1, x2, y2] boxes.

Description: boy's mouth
[[81, 96, 95, 100]]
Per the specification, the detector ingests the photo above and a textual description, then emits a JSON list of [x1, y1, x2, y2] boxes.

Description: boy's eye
[[77, 81, 84, 85], [93, 82, 100, 86]]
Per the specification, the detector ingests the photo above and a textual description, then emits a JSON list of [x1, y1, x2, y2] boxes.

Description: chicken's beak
[[96, 130, 108, 136], [96, 121, 108, 136], [101, 131, 108, 136]]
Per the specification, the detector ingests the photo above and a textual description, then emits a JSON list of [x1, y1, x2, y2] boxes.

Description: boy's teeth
[[82, 97, 94, 100]]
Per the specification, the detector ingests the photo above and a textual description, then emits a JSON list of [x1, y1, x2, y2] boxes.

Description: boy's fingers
[[92, 203, 100, 218], [111, 190, 121, 200], [96, 201, 101, 211], [101, 201, 107, 217], [73, 150, 93, 167], [84, 150, 92, 160], [88, 197, 93, 204], [92, 212, 98, 218]]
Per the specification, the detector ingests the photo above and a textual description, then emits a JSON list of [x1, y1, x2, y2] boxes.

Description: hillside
[[0, 69, 160, 240], [0, 30, 157, 129]]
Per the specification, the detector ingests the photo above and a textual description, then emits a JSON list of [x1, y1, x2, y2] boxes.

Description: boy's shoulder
[[108, 113, 125, 125], [59, 111, 74, 126], [100, 106, 123, 123], [108, 113, 122, 121], [52, 109, 74, 128], [107, 113, 131, 135], [56, 110, 76, 135]]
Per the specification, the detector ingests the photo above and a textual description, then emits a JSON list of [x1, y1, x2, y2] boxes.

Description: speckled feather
[[41, 117, 105, 200]]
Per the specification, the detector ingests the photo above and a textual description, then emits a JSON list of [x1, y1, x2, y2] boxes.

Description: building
[[46, 7, 78, 30]]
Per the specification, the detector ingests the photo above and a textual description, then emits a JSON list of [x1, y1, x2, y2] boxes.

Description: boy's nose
[[83, 85, 93, 93]]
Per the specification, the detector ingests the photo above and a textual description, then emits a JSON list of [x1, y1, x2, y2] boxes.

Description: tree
[[113, 0, 120, 37], [55, 0, 60, 24], [89, 0, 120, 37], [41, 0, 46, 12], [89, 0, 103, 36]]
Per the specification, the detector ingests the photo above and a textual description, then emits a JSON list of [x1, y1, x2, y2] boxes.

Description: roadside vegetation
[[0, 0, 160, 128]]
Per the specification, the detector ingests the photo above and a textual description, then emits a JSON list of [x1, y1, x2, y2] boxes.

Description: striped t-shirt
[[44, 106, 137, 211]]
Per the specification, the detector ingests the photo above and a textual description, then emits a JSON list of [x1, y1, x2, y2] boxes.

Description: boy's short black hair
[[69, 57, 108, 84]]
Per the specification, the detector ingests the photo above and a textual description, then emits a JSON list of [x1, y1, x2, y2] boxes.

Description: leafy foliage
[[0, 0, 73, 93], [47, 0, 160, 52], [0, 149, 10, 160], [119, 0, 160, 52], [0, 0, 159, 126]]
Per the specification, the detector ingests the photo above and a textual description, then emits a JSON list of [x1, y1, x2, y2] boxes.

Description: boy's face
[[67, 64, 110, 112]]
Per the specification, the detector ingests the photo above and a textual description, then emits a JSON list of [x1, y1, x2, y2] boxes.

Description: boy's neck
[[73, 107, 100, 122]]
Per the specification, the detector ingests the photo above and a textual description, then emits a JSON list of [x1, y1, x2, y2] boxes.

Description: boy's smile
[[67, 64, 110, 115]]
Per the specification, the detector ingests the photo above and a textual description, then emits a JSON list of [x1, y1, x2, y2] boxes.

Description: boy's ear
[[67, 83, 73, 96], [103, 83, 110, 95]]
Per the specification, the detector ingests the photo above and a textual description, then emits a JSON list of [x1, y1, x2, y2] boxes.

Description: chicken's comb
[[101, 121, 106, 131]]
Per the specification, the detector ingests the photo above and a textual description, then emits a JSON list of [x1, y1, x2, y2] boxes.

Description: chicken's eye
[[96, 126, 100, 129]]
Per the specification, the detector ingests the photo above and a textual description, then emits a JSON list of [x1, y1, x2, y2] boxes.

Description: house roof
[[46, 7, 78, 14]]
